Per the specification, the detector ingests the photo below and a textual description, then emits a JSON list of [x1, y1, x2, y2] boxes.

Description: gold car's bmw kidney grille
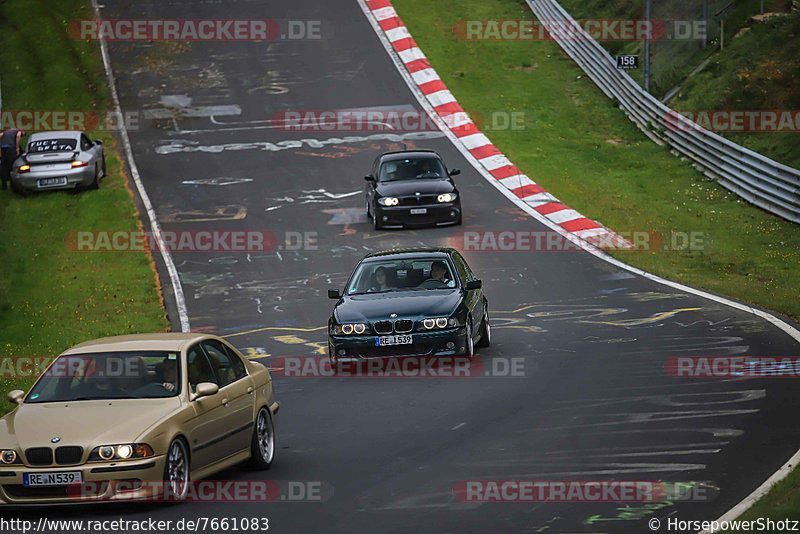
[[54, 446, 83, 465], [25, 447, 52, 466], [25, 446, 83, 466]]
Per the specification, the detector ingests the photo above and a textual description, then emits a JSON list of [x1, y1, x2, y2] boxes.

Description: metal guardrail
[[526, 0, 800, 224]]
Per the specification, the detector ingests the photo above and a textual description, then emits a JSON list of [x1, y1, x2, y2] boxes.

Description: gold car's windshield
[[25, 351, 181, 403]]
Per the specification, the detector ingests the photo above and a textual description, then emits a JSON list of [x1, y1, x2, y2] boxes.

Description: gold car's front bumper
[[0, 455, 166, 504]]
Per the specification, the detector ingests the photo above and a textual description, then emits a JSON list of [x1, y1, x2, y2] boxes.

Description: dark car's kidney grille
[[373, 321, 393, 334], [55, 446, 83, 465], [394, 320, 413, 333], [25, 447, 53, 466], [399, 195, 438, 206]]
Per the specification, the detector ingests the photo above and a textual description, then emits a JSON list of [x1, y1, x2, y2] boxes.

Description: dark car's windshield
[[346, 258, 457, 295], [378, 157, 447, 182], [25, 351, 181, 403], [26, 138, 78, 153]]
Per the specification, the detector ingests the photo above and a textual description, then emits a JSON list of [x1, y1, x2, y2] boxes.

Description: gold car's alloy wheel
[[165, 439, 189, 499], [257, 408, 275, 465]]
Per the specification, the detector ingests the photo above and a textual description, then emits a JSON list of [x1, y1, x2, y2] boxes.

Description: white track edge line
[[357, 2, 800, 529], [92, 0, 191, 333]]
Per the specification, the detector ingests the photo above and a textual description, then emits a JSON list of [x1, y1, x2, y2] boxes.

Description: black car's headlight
[[0, 449, 21, 464], [331, 323, 369, 335], [437, 193, 457, 203], [378, 197, 399, 206], [420, 317, 459, 330], [89, 444, 154, 462]]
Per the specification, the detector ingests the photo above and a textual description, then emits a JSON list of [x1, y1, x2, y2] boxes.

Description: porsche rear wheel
[[163, 438, 189, 499], [249, 407, 275, 470]]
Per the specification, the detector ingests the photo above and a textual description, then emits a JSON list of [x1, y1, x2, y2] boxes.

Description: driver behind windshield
[[369, 266, 393, 292], [416, 159, 440, 178], [418, 261, 450, 288]]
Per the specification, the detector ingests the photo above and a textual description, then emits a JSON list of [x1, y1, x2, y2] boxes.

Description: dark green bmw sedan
[[327, 248, 490, 363]]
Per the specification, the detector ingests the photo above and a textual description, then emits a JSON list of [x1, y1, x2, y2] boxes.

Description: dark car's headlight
[[331, 323, 369, 335], [378, 197, 399, 206], [420, 317, 459, 330], [437, 193, 457, 203], [0, 449, 21, 464], [89, 444, 154, 462]]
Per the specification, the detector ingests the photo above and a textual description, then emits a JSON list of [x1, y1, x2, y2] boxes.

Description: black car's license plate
[[409, 208, 427, 215], [376, 335, 413, 346], [24, 471, 82, 486], [38, 177, 68, 187]]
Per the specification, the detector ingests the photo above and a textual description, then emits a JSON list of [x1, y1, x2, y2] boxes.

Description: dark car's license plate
[[376, 335, 413, 346], [410, 208, 427, 215], [38, 177, 68, 187]]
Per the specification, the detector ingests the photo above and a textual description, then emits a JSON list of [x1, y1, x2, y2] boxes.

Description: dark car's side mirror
[[465, 279, 482, 291], [449, 168, 461, 176], [95, 140, 103, 146], [364, 174, 375, 181], [328, 289, 342, 299]]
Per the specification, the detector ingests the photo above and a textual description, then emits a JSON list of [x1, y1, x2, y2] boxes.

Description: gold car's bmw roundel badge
[[51, 437, 61, 443]]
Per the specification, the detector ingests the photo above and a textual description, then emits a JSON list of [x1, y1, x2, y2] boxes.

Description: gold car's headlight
[[89, 443, 154, 462], [0, 449, 20, 464]]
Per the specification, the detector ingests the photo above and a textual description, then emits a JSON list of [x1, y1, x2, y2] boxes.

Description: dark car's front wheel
[[163, 437, 190, 499], [463, 317, 474, 357], [477, 304, 491, 348], [249, 406, 275, 470]]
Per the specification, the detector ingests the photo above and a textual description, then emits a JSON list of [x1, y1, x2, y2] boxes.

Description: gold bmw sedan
[[0, 333, 279, 504]]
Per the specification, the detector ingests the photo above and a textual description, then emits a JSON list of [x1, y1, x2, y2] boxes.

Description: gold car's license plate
[[376, 335, 412, 346], [23, 471, 82, 486]]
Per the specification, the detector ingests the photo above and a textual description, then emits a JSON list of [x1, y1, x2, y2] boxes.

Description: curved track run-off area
[[29, 0, 800, 532]]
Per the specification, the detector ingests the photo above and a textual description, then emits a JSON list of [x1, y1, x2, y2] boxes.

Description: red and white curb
[[364, 0, 625, 246]]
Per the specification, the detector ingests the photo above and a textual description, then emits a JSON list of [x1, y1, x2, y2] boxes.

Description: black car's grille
[[55, 446, 83, 465], [373, 321, 393, 335], [25, 448, 53, 466], [399, 195, 438, 206], [394, 320, 413, 333]]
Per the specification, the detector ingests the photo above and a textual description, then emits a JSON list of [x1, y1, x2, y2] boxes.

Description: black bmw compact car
[[327, 248, 489, 363], [364, 150, 462, 229]]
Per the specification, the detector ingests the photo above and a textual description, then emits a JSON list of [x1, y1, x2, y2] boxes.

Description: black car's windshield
[[378, 157, 447, 182], [25, 351, 181, 403], [346, 258, 457, 295], [26, 138, 78, 153]]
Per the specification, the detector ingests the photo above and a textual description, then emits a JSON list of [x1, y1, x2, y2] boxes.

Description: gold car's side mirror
[[6, 390, 25, 405], [191, 382, 219, 401]]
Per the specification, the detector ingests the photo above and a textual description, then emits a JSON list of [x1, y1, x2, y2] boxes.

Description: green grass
[[392, 0, 800, 328], [0, 0, 169, 415], [718, 466, 800, 531], [392, 0, 800, 524]]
